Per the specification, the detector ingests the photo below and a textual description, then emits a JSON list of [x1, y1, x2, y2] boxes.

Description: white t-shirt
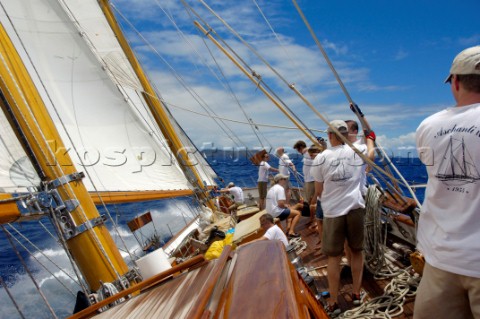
[[353, 139, 368, 196], [303, 151, 314, 183], [416, 103, 480, 278], [228, 186, 244, 203], [278, 153, 292, 176], [311, 144, 366, 218], [265, 184, 286, 218], [264, 224, 289, 247], [258, 161, 272, 182]]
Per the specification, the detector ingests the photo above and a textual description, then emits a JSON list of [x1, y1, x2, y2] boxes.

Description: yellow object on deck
[[205, 233, 234, 260]]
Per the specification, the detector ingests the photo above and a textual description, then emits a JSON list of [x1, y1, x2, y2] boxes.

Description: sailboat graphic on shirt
[[435, 136, 480, 186], [331, 160, 353, 182]]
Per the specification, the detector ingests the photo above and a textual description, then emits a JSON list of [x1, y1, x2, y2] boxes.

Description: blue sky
[[113, 0, 480, 156]]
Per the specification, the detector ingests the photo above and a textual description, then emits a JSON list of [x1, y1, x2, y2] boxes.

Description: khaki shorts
[[304, 181, 315, 202], [322, 207, 365, 257], [258, 182, 267, 199], [414, 263, 480, 319]]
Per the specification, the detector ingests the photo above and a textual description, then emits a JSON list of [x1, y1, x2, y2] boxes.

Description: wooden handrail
[[69, 255, 205, 319], [189, 245, 233, 319]]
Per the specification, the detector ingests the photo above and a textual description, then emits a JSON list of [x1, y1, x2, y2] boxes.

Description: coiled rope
[[339, 186, 420, 318], [288, 236, 308, 255]]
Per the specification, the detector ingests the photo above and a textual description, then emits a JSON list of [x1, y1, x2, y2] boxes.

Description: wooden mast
[[99, 0, 215, 210], [0, 23, 128, 291]]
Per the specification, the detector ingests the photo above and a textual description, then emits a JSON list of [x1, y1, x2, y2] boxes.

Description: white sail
[[0, 0, 202, 192], [0, 107, 41, 192]]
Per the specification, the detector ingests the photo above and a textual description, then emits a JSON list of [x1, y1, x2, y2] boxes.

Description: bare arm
[[310, 181, 324, 205], [277, 199, 287, 208]]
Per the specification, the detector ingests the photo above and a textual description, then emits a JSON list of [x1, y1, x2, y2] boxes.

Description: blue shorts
[[315, 199, 324, 220], [278, 208, 291, 221]]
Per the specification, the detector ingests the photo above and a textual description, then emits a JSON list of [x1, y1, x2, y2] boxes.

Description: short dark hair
[[345, 120, 359, 133], [260, 213, 274, 224], [457, 74, 480, 93], [293, 140, 307, 150]]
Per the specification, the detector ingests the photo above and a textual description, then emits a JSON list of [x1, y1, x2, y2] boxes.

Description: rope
[[363, 186, 387, 275], [340, 267, 420, 319], [288, 237, 307, 255], [340, 185, 420, 318]]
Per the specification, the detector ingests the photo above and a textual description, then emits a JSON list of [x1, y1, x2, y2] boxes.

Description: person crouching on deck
[[265, 174, 301, 239], [311, 120, 375, 316]]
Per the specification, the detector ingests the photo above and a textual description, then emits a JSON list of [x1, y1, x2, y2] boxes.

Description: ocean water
[[0, 155, 427, 318]]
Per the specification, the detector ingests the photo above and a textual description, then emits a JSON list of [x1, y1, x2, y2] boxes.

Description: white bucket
[[136, 248, 172, 280]]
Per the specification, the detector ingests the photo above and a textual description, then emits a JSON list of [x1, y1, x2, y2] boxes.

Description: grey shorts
[[322, 207, 365, 257]]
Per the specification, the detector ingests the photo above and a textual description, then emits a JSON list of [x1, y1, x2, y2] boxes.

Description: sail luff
[[0, 21, 128, 291]]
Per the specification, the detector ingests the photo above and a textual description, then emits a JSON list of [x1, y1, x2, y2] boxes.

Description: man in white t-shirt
[[414, 46, 480, 319], [259, 213, 289, 247], [265, 174, 301, 238], [219, 182, 244, 213], [275, 147, 296, 204], [257, 152, 279, 210], [310, 119, 374, 315]]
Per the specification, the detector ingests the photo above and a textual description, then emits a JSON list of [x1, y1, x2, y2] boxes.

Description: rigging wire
[[193, 1, 415, 192], [6, 224, 79, 294], [168, 0, 268, 150], [251, 0, 318, 105], [165, 100, 326, 133], [193, 0, 318, 141], [111, 4, 246, 151], [2, 225, 58, 319], [0, 276, 25, 319], [0, 2, 127, 288], [191, 19, 411, 190], [291, 0, 421, 207]]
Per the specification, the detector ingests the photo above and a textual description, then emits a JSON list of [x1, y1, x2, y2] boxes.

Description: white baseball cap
[[327, 120, 348, 134], [445, 45, 480, 83]]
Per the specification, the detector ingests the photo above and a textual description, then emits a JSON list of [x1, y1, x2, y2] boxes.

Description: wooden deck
[[291, 216, 416, 318]]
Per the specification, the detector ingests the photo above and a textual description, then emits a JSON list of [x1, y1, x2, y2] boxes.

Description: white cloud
[[110, 0, 456, 154]]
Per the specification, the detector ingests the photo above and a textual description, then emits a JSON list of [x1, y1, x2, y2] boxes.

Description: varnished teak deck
[[293, 216, 415, 318]]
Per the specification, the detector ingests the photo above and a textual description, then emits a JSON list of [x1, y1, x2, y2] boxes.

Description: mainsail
[[0, 0, 215, 203]]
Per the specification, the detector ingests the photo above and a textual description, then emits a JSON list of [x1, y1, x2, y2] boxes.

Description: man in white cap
[[265, 174, 301, 238], [414, 46, 480, 318], [310, 119, 375, 316]]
